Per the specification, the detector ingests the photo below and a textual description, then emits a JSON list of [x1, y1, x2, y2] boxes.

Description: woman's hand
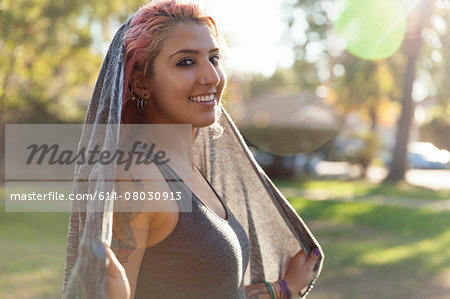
[[104, 244, 131, 299], [282, 248, 320, 294]]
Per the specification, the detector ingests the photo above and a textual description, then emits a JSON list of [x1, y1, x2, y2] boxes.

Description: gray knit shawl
[[62, 16, 323, 299]]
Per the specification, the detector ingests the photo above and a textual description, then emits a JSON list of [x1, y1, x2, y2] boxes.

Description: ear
[[131, 76, 152, 100]]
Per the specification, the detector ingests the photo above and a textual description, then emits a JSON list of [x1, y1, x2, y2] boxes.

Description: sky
[[194, 0, 296, 76]]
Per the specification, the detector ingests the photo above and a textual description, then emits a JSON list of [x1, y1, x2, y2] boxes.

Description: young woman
[[63, 1, 322, 299]]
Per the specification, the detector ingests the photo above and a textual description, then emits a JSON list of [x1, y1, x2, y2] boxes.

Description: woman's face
[[138, 22, 226, 127]]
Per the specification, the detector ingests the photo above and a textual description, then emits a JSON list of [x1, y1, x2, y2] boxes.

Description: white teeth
[[189, 94, 215, 102]]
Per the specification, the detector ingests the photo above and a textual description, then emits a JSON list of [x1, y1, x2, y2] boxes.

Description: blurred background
[[1, 0, 449, 298]]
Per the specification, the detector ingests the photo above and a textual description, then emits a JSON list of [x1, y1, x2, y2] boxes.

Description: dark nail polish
[[314, 248, 319, 256]]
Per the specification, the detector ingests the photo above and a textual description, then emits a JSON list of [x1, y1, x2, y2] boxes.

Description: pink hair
[[121, 0, 222, 124]]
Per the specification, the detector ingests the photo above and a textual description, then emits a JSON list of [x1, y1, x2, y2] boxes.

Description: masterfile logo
[[4, 124, 193, 212]]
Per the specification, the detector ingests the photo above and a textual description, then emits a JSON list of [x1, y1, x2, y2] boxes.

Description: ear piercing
[[131, 93, 147, 112]]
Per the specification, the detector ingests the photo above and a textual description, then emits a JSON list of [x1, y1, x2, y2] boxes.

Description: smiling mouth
[[188, 94, 215, 102]]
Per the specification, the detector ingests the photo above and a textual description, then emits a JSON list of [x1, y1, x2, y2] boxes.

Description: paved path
[[291, 162, 450, 210], [279, 187, 450, 211], [315, 162, 450, 191]]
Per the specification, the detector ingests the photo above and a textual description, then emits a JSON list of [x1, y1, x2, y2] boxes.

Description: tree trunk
[[369, 106, 377, 131], [385, 0, 432, 182], [385, 44, 419, 181]]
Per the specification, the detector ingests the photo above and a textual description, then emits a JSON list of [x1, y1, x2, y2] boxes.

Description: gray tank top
[[134, 163, 250, 299]]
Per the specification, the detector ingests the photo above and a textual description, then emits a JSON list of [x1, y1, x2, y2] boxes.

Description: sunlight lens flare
[[334, 0, 407, 60]]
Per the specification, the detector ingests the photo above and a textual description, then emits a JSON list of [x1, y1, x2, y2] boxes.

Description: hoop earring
[[131, 93, 147, 112]]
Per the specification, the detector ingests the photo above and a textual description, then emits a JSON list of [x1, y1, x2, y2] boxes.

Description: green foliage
[[0, 187, 69, 298], [280, 0, 449, 122], [0, 0, 143, 124], [239, 67, 306, 100], [289, 198, 450, 298], [333, 57, 400, 119], [285, 1, 407, 125], [420, 10, 450, 112], [344, 131, 382, 175], [278, 0, 450, 182]]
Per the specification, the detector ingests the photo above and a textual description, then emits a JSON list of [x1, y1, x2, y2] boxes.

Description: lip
[[189, 88, 217, 98], [190, 92, 214, 97]]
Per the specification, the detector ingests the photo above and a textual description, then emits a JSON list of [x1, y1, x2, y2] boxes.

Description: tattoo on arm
[[112, 212, 140, 263], [111, 174, 144, 263], [130, 174, 144, 189], [245, 283, 270, 299]]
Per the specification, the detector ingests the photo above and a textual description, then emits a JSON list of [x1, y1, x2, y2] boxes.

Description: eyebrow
[[168, 48, 220, 60]]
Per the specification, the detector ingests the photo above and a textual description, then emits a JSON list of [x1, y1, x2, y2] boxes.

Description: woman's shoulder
[[114, 161, 181, 248]]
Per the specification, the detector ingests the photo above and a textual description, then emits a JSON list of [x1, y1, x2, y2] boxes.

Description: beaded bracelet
[[276, 280, 285, 299], [275, 280, 285, 299], [271, 281, 279, 299], [278, 279, 292, 299], [263, 281, 275, 299]]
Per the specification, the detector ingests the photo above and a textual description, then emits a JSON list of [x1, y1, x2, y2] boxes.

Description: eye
[[176, 57, 195, 67], [210, 54, 221, 65]]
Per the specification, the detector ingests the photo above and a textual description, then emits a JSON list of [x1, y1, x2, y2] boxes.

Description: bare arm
[[111, 170, 156, 299], [111, 169, 178, 299], [244, 249, 320, 299], [112, 210, 153, 299]]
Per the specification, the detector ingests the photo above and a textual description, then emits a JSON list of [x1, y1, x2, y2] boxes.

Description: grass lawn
[[1, 180, 449, 299], [276, 178, 450, 201], [289, 197, 450, 299], [0, 186, 69, 299]]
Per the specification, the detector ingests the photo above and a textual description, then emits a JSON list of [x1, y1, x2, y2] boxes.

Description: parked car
[[407, 142, 449, 169]]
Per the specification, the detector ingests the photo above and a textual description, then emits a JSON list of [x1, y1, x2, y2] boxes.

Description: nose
[[199, 59, 221, 86]]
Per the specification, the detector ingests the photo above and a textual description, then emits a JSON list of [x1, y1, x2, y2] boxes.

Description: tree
[[0, 0, 143, 123], [386, 0, 434, 182], [281, 0, 401, 128], [0, 0, 142, 180], [279, 0, 448, 182]]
